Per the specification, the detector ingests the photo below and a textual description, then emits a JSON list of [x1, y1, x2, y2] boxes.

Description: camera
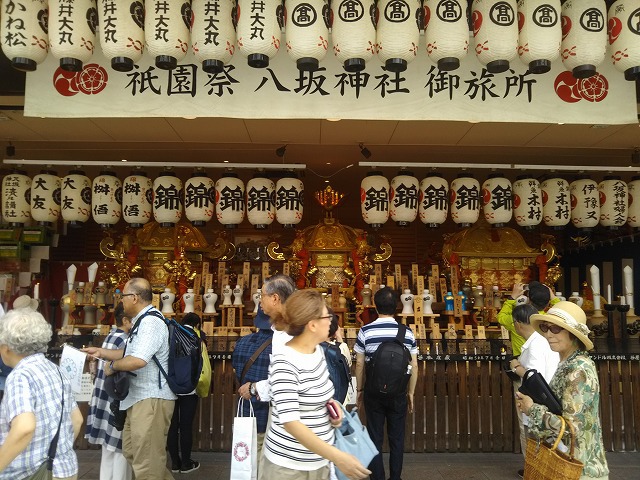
[[109, 400, 127, 431]]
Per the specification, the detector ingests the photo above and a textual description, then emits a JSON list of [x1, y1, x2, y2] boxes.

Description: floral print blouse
[[528, 350, 609, 479]]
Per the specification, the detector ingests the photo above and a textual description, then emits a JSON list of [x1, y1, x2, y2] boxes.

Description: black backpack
[[365, 324, 411, 397], [321, 341, 351, 404]]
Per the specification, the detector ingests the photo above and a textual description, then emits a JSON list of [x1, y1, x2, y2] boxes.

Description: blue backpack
[[321, 341, 351, 404]]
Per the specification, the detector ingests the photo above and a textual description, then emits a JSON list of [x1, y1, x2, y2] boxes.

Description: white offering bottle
[[422, 289, 434, 314], [203, 289, 218, 314], [233, 284, 244, 306], [361, 284, 373, 307], [183, 288, 195, 313], [401, 289, 414, 314], [161, 287, 176, 315], [222, 285, 233, 306], [252, 291, 261, 314]]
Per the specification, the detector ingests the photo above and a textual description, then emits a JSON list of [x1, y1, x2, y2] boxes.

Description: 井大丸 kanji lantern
[[237, 0, 282, 68], [31, 169, 61, 225], [275, 175, 304, 227], [561, 0, 607, 78], [450, 173, 480, 227], [153, 171, 183, 226], [92, 170, 122, 228], [608, 0, 640, 81], [424, 0, 469, 71], [599, 175, 628, 228], [246, 175, 276, 229], [376, 0, 422, 72], [99, 0, 145, 72], [215, 172, 245, 228], [145, 0, 192, 69], [49, 0, 98, 71], [0, 0, 49, 71], [61, 169, 92, 226], [627, 175, 640, 228], [541, 177, 570, 228], [185, 171, 215, 226], [512, 174, 541, 229], [419, 173, 449, 227], [482, 173, 512, 227], [472, 0, 518, 73], [331, 0, 376, 72], [390, 170, 419, 227], [570, 176, 600, 231], [360, 171, 389, 228], [122, 171, 153, 227], [192, 0, 237, 73], [517, 0, 561, 74], [1, 169, 31, 226], [285, 0, 329, 71]]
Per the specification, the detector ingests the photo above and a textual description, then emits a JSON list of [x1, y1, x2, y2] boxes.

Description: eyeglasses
[[539, 323, 564, 334], [121, 293, 137, 299], [318, 315, 333, 320]]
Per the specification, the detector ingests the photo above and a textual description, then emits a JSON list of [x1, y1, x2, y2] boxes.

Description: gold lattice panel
[[316, 267, 346, 288]]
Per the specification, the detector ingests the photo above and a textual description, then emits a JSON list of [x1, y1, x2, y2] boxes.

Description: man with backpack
[[354, 287, 418, 480]]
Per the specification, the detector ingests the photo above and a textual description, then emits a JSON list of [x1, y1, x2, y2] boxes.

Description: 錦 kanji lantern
[[215, 172, 245, 228], [482, 173, 512, 227], [122, 171, 153, 227], [246, 175, 276, 229], [518, 0, 561, 74], [424, 0, 469, 71], [390, 170, 419, 227], [185, 171, 215, 226], [31, 169, 61, 225], [450, 173, 480, 227], [192, 0, 237, 73], [99, 0, 145, 72], [61, 169, 92, 226], [275, 175, 304, 227], [92, 170, 122, 228], [561, 0, 607, 78], [1, 169, 31, 226], [599, 175, 628, 229], [419, 173, 449, 227], [376, 0, 422, 72], [285, 0, 329, 71], [153, 171, 183, 226], [361, 171, 390, 228], [541, 177, 570, 228], [237, 0, 282, 68], [512, 174, 541, 229], [145, 0, 192, 69], [472, 0, 518, 73], [627, 175, 640, 228], [0, 0, 49, 71], [49, 0, 98, 71], [332, 0, 376, 72], [608, 0, 640, 81], [570, 176, 600, 231]]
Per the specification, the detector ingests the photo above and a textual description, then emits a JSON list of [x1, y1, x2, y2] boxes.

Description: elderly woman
[[516, 301, 609, 480], [0, 309, 83, 480]]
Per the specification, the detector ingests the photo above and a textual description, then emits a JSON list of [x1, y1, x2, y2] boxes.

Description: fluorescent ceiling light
[[3, 159, 306, 170], [359, 162, 640, 173]]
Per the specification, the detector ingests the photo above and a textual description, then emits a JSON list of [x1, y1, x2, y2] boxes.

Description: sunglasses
[[539, 323, 565, 334]]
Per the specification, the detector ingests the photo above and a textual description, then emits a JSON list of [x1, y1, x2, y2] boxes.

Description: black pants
[[167, 394, 199, 467], [364, 393, 408, 480]]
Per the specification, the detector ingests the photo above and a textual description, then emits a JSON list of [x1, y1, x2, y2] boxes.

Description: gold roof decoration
[[135, 220, 231, 259], [444, 223, 540, 260]]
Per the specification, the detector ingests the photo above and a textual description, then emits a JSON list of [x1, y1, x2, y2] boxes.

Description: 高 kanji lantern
[[99, 0, 145, 72], [419, 173, 449, 227], [390, 170, 419, 227], [599, 175, 628, 229], [185, 171, 215, 226], [61, 169, 92, 226], [561, 0, 607, 78], [376, 0, 422, 72], [31, 169, 61, 225], [285, 0, 329, 71], [92, 170, 122, 228], [192, 0, 237, 73], [627, 175, 640, 228], [1, 169, 31, 226], [332, 0, 376, 72], [0, 0, 49, 71], [237, 0, 282, 68], [424, 0, 469, 71], [145, 0, 192, 69], [472, 0, 518, 73], [361, 171, 390, 228], [246, 174, 276, 229], [275, 174, 304, 227], [123, 171, 153, 227], [215, 172, 245, 228], [570, 176, 600, 231], [608, 0, 640, 81], [482, 173, 512, 227], [512, 174, 541, 229], [450, 173, 480, 227], [541, 177, 570, 228], [153, 171, 183, 226], [518, 0, 561, 74], [49, 0, 98, 71]]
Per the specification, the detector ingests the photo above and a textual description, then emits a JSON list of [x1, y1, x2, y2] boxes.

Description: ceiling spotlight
[[276, 145, 287, 158], [632, 148, 640, 165], [359, 143, 372, 159], [6, 143, 15, 157]]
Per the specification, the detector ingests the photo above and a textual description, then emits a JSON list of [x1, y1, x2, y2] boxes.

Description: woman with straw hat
[[515, 301, 609, 480]]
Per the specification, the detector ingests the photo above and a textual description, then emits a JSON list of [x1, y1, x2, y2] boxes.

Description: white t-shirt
[[519, 331, 559, 425], [255, 328, 292, 401]]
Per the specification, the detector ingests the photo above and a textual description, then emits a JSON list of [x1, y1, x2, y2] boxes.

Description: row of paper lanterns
[[2, 0, 639, 80], [360, 171, 639, 229], [1, 169, 304, 228]]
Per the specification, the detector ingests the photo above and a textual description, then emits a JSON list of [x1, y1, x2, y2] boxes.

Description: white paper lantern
[[608, 0, 640, 81], [472, 0, 518, 73], [153, 172, 183, 226], [541, 177, 570, 228], [332, 0, 376, 72], [361, 172, 390, 228], [419, 173, 449, 227], [517, 0, 561, 74], [377, 0, 422, 72], [145, 0, 192, 69], [285, 0, 329, 71], [424, 0, 469, 71], [482, 173, 512, 226], [123, 172, 153, 227], [275, 176, 304, 227], [237, 0, 282, 68], [185, 172, 215, 226], [512, 175, 541, 229], [390, 171, 419, 227], [99, 0, 145, 72], [61, 169, 92, 225], [92, 171, 122, 227], [450, 173, 481, 226], [599, 176, 628, 228], [31, 169, 61, 225], [561, 0, 607, 78], [49, 0, 98, 71], [246, 176, 276, 229], [570, 176, 600, 231], [215, 173, 245, 228], [2, 170, 31, 226], [0, 0, 49, 71], [192, 0, 237, 73], [627, 175, 640, 228]]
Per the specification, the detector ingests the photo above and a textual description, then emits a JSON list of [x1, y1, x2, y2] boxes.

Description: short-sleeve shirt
[[354, 316, 418, 361]]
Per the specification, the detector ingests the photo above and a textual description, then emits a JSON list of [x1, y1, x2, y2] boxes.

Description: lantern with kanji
[[237, 0, 282, 68], [145, 0, 192, 69], [332, 0, 376, 72], [49, 0, 98, 71], [361, 171, 389, 228], [518, 0, 561, 74], [275, 175, 304, 227], [185, 171, 215, 226], [608, 0, 640, 81], [215, 172, 245, 228], [561, 0, 607, 78], [153, 172, 183, 226], [61, 169, 92, 226], [1, 169, 31, 226], [31, 169, 61, 225], [192, 0, 237, 73], [285, 0, 329, 71], [376, 0, 422, 72], [450, 173, 480, 227], [472, 0, 518, 73], [627, 175, 640, 228], [123, 171, 153, 227], [599, 175, 628, 229], [419, 173, 449, 227], [246, 175, 276, 229], [482, 173, 512, 227], [92, 170, 122, 228], [540, 177, 570, 228], [424, 0, 469, 71], [0, 0, 49, 71], [99, 0, 145, 71], [570, 176, 600, 231], [512, 174, 541, 229], [389, 170, 419, 227]]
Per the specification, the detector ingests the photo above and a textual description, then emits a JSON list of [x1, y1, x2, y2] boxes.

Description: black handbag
[[103, 370, 136, 401], [518, 369, 562, 415]]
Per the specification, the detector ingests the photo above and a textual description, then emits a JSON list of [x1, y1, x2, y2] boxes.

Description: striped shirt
[[354, 316, 418, 361], [264, 345, 335, 471]]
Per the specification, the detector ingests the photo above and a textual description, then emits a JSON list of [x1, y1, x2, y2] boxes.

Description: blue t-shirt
[[0, 357, 12, 392]]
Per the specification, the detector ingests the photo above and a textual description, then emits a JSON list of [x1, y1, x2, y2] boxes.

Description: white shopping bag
[[230, 399, 257, 480]]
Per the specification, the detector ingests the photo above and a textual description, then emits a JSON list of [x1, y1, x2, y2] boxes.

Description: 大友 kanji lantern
[[627, 175, 640, 228], [517, 0, 561, 74], [419, 173, 449, 227], [424, 0, 469, 71], [472, 0, 518, 73], [123, 171, 153, 227], [608, 0, 640, 81], [99, 0, 145, 72], [92, 170, 122, 228], [192, 0, 237, 73], [237, 0, 282, 67], [49, 0, 98, 71], [570, 176, 600, 231], [246, 175, 276, 229], [541, 177, 570, 228], [450, 173, 480, 227], [153, 171, 183, 226], [185, 171, 215, 226], [215, 172, 245, 228], [31, 169, 61, 225], [599, 175, 628, 229], [61, 169, 92, 226], [377, 0, 422, 72], [0, 0, 49, 71], [332, 0, 377, 72], [512, 174, 541, 229], [275, 175, 304, 227], [145, 0, 192, 69], [390, 170, 419, 227], [361, 171, 390, 229], [1, 169, 31, 226], [561, 0, 607, 78], [482, 173, 512, 227], [285, 0, 329, 71]]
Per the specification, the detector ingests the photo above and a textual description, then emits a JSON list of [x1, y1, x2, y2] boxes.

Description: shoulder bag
[[333, 401, 378, 480], [518, 368, 562, 415]]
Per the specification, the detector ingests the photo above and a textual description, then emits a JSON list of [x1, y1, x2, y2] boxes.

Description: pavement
[[76, 450, 640, 480]]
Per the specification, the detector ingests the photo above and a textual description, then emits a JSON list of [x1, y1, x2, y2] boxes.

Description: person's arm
[[71, 407, 83, 440], [407, 353, 418, 413], [0, 412, 36, 471], [355, 352, 365, 405], [103, 355, 147, 376], [497, 299, 516, 333], [82, 346, 124, 361]]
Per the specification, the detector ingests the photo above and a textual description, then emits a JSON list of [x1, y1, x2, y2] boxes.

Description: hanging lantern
[[627, 175, 640, 228], [185, 171, 215, 226], [99, 0, 145, 72], [482, 173, 512, 227], [0, 0, 49, 71], [285, 0, 330, 71], [61, 169, 92, 226], [153, 171, 183, 227], [123, 171, 153, 227], [361, 171, 390, 228], [599, 175, 628, 229], [512, 174, 541, 229], [608, 0, 640, 81], [1, 169, 31, 226], [92, 170, 122, 228], [517, 0, 561, 74], [450, 173, 480, 227], [215, 172, 245, 228], [48, 0, 98, 72], [472, 0, 518, 73], [424, 0, 469, 71], [246, 175, 276, 229], [540, 177, 570, 228], [419, 173, 448, 228], [237, 0, 282, 68], [570, 176, 600, 231], [390, 170, 419, 227], [331, 0, 376, 72], [376, 0, 422, 72], [31, 169, 61, 226], [145, 0, 192, 69], [275, 175, 304, 227], [561, 0, 607, 79], [192, 0, 237, 73]]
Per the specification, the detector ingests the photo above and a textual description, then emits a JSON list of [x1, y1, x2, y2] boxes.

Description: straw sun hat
[[13, 295, 39, 311], [530, 301, 594, 351]]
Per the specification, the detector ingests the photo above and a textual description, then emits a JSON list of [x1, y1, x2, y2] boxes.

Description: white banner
[[25, 41, 637, 124]]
